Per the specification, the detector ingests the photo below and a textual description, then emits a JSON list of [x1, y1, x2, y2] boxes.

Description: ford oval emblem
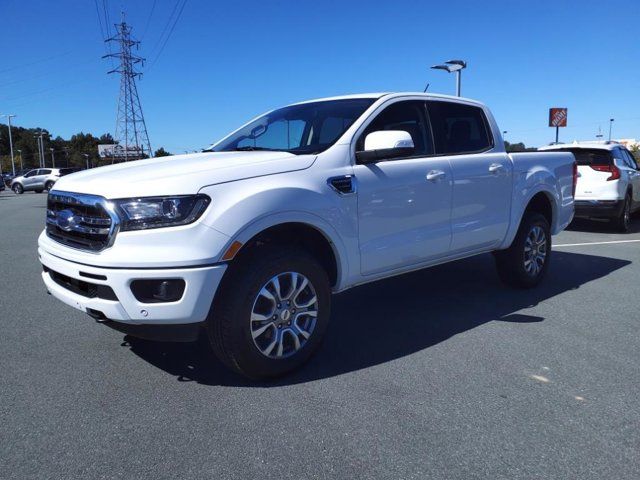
[[56, 209, 77, 232]]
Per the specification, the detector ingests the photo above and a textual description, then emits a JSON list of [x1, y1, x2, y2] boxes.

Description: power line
[[102, 0, 112, 37], [147, 0, 182, 57], [142, 0, 157, 39], [0, 52, 74, 75], [93, 0, 107, 40], [146, 0, 188, 72]]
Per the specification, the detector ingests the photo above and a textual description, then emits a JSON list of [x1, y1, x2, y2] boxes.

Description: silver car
[[10, 168, 78, 194]]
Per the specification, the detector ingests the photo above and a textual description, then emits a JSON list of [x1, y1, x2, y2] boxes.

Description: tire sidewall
[[517, 214, 551, 287], [620, 194, 631, 232], [210, 248, 331, 378], [13, 184, 23, 194]]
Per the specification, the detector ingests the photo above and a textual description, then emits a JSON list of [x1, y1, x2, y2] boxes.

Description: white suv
[[11, 168, 79, 194], [539, 142, 640, 231]]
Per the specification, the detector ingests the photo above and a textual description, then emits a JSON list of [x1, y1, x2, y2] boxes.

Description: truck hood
[[52, 151, 316, 198]]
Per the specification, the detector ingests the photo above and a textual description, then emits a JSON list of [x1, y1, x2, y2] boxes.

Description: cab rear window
[[558, 148, 612, 166]]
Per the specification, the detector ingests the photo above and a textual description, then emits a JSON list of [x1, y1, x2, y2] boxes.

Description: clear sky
[[1, 0, 638, 153]]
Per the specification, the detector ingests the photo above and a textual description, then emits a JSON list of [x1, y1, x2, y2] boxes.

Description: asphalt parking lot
[[1, 190, 639, 479]]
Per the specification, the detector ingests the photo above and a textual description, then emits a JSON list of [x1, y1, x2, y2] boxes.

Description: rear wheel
[[12, 184, 23, 194], [495, 212, 551, 288], [612, 194, 632, 233], [45, 181, 55, 191], [207, 246, 331, 379]]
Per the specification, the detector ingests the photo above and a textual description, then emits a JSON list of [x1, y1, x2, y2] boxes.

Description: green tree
[[504, 140, 537, 153], [154, 147, 172, 157]]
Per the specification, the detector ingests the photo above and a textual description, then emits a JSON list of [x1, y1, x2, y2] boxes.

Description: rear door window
[[426, 101, 493, 155]]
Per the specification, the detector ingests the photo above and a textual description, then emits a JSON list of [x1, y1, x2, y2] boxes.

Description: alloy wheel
[[524, 225, 547, 276], [250, 271, 318, 359]]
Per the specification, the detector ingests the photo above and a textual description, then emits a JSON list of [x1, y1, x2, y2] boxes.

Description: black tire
[[45, 181, 55, 191], [12, 183, 23, 194], [612, 194, 632, 233], [494, 212, 551, 288], [206, 245, 331, 379]]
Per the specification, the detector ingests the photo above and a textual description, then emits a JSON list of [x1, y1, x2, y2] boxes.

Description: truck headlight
[[113, 194, 210, 231]]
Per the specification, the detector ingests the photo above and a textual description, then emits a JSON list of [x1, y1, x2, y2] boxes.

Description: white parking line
[[555, 239, 640, 247]]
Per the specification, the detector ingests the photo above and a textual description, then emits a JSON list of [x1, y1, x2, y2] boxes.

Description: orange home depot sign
[[549, 108, 568, 127]]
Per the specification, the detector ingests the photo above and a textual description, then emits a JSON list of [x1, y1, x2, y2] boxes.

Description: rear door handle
[[426, 170, 446, 182], [489, 163, 505, 174]]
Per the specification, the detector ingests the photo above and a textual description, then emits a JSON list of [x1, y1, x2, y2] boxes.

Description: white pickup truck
[[39, 93, 575, 378]]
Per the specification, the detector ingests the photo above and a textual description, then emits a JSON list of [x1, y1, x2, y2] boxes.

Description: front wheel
[[494, 212, 551, 288], [207, 246, 331, 379], [12, 184, 23, 194]]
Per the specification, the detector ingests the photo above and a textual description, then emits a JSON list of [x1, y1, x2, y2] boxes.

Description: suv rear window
[[557, 148, 612, 166]]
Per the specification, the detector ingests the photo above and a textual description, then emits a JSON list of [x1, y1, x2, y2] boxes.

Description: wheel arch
[[500, 187, 557, 250], [221, 214, 348, 290]]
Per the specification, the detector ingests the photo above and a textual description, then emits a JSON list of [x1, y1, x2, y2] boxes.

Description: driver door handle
[[489, 163, 505, 174], [426, 170, 446, 182]]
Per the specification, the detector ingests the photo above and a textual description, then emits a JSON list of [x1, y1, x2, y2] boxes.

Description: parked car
[[539, 142, 640, 231], [39, 92, 576, 378], [10, 167, 78, 194]]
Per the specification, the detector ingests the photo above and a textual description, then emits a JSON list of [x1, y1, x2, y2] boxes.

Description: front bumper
[[574, 199, 624, 219], [39, 247, 227, 326]]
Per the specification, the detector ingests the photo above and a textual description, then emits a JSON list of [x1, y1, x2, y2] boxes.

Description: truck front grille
[[46, 192, 119, 252]]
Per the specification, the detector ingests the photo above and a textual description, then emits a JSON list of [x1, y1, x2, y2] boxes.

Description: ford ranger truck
[[39, 93, 576, 379]]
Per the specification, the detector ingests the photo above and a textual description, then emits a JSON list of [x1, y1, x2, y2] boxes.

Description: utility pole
[[50, 148, 55, 168], [1, 114, 17, 175], [103, 13, 152, 161], [82, 153, 90, 170]]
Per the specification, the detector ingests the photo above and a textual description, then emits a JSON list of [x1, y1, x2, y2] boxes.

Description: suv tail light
[[590, 164, 620, 181], [572, 161, 578, 197]]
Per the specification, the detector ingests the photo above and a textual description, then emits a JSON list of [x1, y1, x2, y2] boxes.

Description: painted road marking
[[555, 239, 640, 247]]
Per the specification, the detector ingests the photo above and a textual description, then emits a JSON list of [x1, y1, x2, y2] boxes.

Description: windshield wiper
[[233, 146, 277, 152]]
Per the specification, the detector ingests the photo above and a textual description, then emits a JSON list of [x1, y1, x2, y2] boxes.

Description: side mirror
[[356, 130, 415, 164]]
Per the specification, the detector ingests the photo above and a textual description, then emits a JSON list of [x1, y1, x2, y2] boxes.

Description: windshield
[[209, 98, 376, 155]]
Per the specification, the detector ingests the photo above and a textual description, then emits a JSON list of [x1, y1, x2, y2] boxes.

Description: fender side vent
[[328, 175, 355, 195]]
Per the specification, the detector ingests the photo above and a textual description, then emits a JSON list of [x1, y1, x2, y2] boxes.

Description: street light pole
[[430, 60, 467, 97], [1, 114, 17, 175], [34, 134, 42, 168], [50, 148, 55, 168], [82, 153, 90, 170], [608, 118, 615, 142]]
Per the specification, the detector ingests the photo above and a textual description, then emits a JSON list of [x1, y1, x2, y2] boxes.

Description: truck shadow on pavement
[[122, 251, 630, 386]]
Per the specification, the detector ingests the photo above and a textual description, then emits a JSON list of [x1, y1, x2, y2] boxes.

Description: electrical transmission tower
[[104, 15, 152, 161]]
